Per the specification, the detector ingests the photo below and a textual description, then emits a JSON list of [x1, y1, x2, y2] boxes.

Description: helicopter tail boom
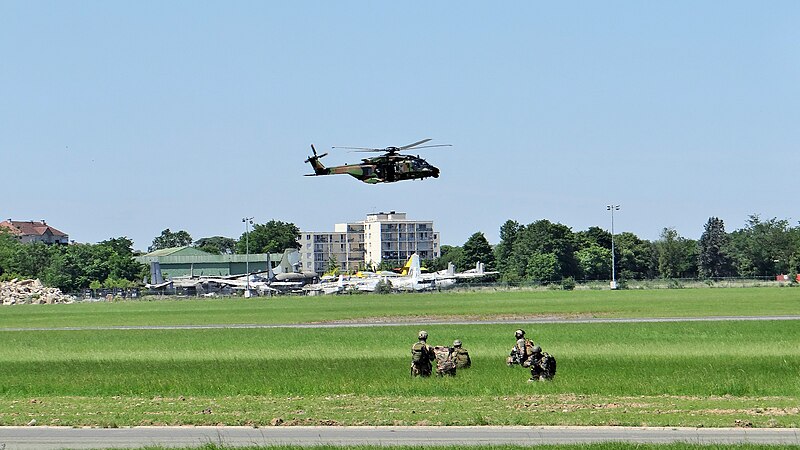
[[305, 144, 330, 175]]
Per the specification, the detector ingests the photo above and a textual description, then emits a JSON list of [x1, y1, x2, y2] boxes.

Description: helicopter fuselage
[[304, 139, 448, 184], [307, 154, 440, 184]]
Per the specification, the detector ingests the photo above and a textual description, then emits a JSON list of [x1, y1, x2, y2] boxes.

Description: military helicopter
[[304, 139, 451, 184]]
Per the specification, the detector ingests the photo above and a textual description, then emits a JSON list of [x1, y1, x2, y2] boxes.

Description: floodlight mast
[[606, 205, 620, 289], [242, 217, 254, 296]]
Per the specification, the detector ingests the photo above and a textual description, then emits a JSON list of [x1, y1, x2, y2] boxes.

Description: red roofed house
[[0, 220, 69, 244]]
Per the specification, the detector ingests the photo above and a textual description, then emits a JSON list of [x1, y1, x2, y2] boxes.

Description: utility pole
[[606, 205, 620, 289], [242, 217, 254, 297]]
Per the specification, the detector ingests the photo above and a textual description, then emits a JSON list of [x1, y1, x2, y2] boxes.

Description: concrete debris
[[0, 278, 75, 306]]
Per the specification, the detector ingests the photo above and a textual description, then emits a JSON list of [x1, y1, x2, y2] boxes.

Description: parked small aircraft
[[302, 253, 497, 295], [304, 139, 451, 184], [145, 249, 318, 296]]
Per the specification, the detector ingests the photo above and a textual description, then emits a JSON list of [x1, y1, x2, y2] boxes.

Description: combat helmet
[[453, 339, 462, 347], [514, 329, 525, 339], [418, 330, 428, 340], [530, 345, 542, 355]]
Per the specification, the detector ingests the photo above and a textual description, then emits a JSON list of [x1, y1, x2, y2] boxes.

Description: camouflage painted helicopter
[[304, 139, 451, 184]]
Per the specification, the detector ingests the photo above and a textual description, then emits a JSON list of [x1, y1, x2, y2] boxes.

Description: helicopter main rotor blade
[[332, 146, 379, 151], [399, 138, 432, 150], [333, 139, 451, 153], [408, 144, 453, 149]]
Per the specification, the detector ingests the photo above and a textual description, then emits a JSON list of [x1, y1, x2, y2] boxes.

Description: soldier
[[507, 329, 534, 367], [527, 345, 544, 381], [527, 344, 557, 382], [410, 330, 435, 377], [451, 339, 471, 369]]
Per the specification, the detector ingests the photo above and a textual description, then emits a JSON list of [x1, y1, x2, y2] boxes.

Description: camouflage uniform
[[527, 345, 545, 381], [434, 346, 457, 376], [411, 331, 435, 377], [507, 329, 535, 367], [452, 340, 471, 369], [527, 345, 556, 382]]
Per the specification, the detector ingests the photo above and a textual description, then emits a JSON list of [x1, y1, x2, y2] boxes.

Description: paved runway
[[2, 426, 800, 449]]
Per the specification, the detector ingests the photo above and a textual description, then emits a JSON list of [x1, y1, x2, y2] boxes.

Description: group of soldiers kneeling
[[411, 329, 556, 382], [411, 331, 471, 377]]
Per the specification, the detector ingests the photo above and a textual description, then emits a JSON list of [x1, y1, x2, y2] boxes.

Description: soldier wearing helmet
[[527, 344, 557, 382], [507, 329, 535, 367], [410, 330, 435, 377], [451, 339, 471, 369]]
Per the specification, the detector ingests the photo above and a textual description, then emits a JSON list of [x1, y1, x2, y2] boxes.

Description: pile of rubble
[[1, 278, 75, 305]]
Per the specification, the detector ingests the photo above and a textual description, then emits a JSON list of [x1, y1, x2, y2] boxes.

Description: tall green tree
[[461, 232, 495, 272], [99, 237, 146, 282], [236, 220, 300, 254], [654, 227, 697, 278], [575, 244, 611, 280], [325, 255, 340, 275], [430, 245, 463, 272], [0, 230, 19, 278], [494, 220, 521, 277], [194, 236, 237, 255], [42, 244, 111, 292], [148, 229, 193, 252], [526, 252, 559, 281], [697, 217, 732, 278], [504, 219, 578, 282], [728, 214, 794, 276], [615, 232, 655, 279], [574, 226, 612, 250], [11, 242, 52, 280]]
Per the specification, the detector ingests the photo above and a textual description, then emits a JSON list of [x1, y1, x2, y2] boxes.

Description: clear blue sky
[[2, 1, 798, 251]]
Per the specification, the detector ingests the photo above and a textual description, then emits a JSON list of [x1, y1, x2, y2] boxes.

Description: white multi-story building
[[298, 223, 366, 275], [299, 211, 440, 274]]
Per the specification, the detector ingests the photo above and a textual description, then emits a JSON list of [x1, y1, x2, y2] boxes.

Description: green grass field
[[0, 287, 798, 428], [1, 287, 798, 329]]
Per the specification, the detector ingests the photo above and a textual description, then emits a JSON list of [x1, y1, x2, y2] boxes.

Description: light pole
[[242, 217, 254, 296], [606, 205, 620, 289]]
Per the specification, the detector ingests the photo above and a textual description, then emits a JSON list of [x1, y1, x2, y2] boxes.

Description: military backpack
[[539, 352, 557, 379], [411, 342, 429, 363], [433, 346, 456, 376]]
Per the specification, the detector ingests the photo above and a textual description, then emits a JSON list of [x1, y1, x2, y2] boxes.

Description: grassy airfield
[[0, 287, 798, 428], [1, 287, 798, 328]]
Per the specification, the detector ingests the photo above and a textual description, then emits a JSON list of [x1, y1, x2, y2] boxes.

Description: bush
[[0, 272, 24, 282], [561, 277, 576, 291], [666, 279, 684, 289], [374, 279, 393, 294]]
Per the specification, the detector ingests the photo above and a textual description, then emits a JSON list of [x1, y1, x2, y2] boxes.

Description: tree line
[[436, 214, 800, 284], [0, 235, 147, 292], [0, 221, 303, 293], [1, 214, 797, 292]]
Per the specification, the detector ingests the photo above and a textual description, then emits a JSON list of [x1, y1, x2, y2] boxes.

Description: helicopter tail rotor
[[305, 144, 328, 163], [305, 144, 329, 175]]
